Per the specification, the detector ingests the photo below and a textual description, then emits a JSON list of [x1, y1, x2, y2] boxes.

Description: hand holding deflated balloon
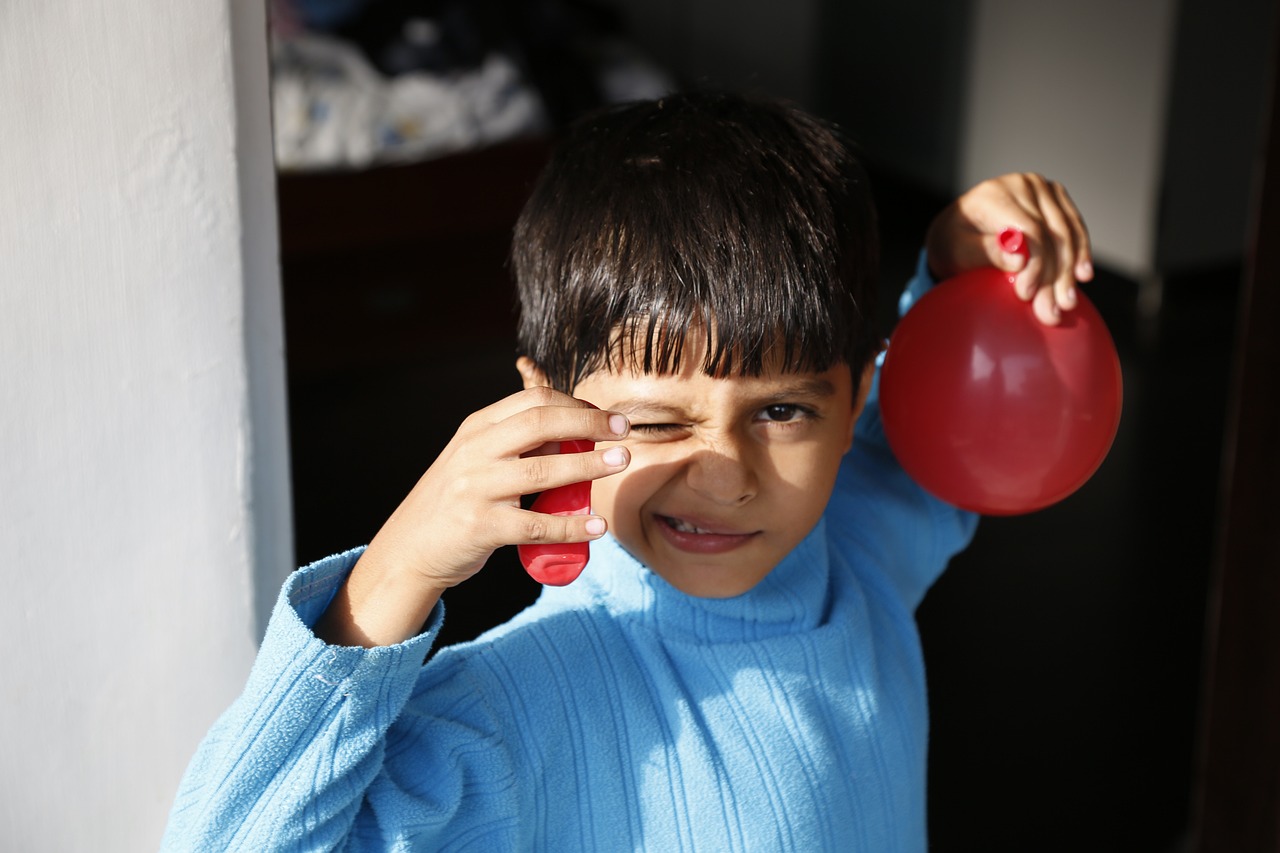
[[316, 389, 630, 646]]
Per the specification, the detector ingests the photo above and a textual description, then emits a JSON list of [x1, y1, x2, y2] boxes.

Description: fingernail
[[1079, 260, 1094, 279], [608, 414, 628, 436], [1062, 285, 1077, 307], [585, 517, 607, 536], [603, 447, 628, 467]]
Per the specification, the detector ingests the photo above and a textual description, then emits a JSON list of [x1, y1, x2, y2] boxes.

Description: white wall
[[959, 0, 1178, 277], [0, 1, 291, 850]]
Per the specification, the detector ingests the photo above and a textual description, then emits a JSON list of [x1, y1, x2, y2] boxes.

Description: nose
[[684, 433, 759, 506]]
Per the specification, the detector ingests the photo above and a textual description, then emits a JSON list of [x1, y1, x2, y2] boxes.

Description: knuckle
[[527, 404, 556, 437], [463, 506, 489, 538], [525, 385, 558, 406], [1019, 173, 1047, 197], [523, 518, 551, 542], [523, 456, 553, 488], [446, 473, 473, 498], [455, 413, 480, 438]]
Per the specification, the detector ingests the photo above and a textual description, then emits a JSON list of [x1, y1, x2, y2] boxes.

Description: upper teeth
[[669, 517, 711, 534]]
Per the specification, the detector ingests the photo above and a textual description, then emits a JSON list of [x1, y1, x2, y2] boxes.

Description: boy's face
[[519, 351, 874, 598]]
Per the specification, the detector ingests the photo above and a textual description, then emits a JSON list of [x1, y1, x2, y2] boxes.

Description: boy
[[163, 92, 1091, 850]]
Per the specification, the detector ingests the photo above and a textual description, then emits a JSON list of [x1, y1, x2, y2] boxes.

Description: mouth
[[654, 514, 761, 554]]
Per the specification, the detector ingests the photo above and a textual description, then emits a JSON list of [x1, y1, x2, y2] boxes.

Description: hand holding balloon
[[925, 173, 1094, 325], [314, 389, 625, 647], [882, 175, 1121, 515]]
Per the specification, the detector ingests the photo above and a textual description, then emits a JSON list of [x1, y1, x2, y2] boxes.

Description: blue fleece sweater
[[162, 256, 976, 851]]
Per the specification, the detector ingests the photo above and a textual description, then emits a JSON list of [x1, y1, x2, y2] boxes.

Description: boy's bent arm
[[314, 387, 628, 648], [314, 539, 447, 648], [163, 388, 626, 849], [161, 550, 521, 851]]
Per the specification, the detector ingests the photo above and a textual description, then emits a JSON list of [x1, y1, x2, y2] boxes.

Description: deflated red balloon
[[879, 244, 1122, 515], [518, 439, 595, 585]]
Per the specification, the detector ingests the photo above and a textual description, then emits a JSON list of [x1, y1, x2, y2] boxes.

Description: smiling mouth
[[665, 516, 718, 534], [655, 514, 760, 553]]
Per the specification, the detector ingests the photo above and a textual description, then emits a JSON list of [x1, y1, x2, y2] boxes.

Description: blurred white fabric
[[271, 33, 548, 170]]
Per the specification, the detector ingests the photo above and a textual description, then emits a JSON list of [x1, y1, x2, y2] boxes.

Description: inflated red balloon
[[879, 229, 1122, 515]]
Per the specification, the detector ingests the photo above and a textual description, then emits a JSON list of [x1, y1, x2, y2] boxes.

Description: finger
[[1032, 284, 1062, 326], [931, 172, 1043, 278], [516, 443, 630, 493], [490, 400, 630, 458], [463, 385, 594, 431], [493, 505, 610, 546], [963, 175, 1047, 294], [1028, 177, 1080, 311], [473, 442, 631, 500], [1052, 181, 1094, 282]]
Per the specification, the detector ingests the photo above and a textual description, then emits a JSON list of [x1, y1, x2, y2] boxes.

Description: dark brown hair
[[513, 91, 879, 393]]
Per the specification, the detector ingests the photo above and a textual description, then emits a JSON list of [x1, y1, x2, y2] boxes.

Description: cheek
[[586, 448, 644, 525], [769, 439, 847, 516], [588, 446, 676, 526], [587, 469, 622, 523]]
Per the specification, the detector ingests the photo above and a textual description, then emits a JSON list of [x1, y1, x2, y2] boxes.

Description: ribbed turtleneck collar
[[552, 522, 834, 645]]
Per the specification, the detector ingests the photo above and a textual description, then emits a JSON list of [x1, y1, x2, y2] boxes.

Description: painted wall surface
[[608, 0, 1182, 275], [959, 0, 1178, 277], [0, 1, 291, 850], [608, 0, 821, 106], [815, 0, 974, 195]]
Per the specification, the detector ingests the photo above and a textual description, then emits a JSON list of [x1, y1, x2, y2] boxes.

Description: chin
[[657, 561, 775, 599]]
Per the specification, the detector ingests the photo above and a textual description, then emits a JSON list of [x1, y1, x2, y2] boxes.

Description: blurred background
[[275, 1, 1274, 850], [1, 0, 1275, 850]]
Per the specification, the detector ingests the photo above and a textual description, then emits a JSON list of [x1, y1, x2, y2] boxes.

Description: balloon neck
[[998, 227, 1028, 259]]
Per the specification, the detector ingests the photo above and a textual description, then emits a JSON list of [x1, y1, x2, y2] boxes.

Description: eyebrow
[[607, 377, 839, 416], [765, 377, 838, 399]]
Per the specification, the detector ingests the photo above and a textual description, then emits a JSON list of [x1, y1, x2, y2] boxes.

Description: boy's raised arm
[[836, 173, 1095, 608]]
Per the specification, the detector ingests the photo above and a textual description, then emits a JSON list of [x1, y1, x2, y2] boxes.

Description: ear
[[516, 356, 551, 390], [852, 358, 877, 416]]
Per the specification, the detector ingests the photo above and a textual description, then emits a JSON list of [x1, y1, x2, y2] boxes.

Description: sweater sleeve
[[828, 250, 979, 611], [160, 549, 523, 851]]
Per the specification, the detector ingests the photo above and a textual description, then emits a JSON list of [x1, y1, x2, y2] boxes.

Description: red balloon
[[879, 263, 1122, 515], [518, 439, 595, 585]]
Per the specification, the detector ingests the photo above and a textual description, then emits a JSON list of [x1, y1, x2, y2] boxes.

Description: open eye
[[755, 404, 814, 424]]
